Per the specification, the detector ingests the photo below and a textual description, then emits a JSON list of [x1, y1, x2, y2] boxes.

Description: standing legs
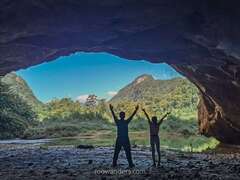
[[112, 139, 122, 167], [151, 136, 161, 167], [150, 136, 156, 166], [151, 143, 156, 166], [123, 139, 134, 167], [113, 138, 134, 167], [156, 137, 161, 166]]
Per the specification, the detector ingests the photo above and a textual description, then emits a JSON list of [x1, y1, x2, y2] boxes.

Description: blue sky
[[16, 52, 181, 102]]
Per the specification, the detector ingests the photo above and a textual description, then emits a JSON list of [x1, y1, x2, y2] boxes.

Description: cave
[[1, 0, 240, 145]]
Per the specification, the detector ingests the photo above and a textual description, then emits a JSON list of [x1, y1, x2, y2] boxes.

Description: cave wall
[[173, 64, 240, 144], [1, 0, 240, 144]]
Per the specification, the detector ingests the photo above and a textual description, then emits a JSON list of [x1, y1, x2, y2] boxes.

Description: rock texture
[[173, 65, 240, 144], [1, 0, 240, 143], [0, 145, 240, 179]]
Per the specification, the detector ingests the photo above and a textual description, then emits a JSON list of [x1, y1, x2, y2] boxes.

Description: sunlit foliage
[[0, 78, 36, 139]]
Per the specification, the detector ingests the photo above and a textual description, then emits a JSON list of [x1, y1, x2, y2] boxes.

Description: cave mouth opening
[[0, 52, 219, 151]]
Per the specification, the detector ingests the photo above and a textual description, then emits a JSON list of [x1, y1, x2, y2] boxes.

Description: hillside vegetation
[[24, 98, 113, 139], [111, 74, 198, 117], [0, 76, 36, 139], [2, 73, 43, 109], [0, 73, 218, 151]]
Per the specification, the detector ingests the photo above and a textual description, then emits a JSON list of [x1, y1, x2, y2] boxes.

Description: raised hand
[[126, 105, 139, 123], [142, 107, 151, 123], [109, 104, 114, 110], [158, 112, 170, 125], [135, 105, 139, 111], [109, 104, 117, 123]]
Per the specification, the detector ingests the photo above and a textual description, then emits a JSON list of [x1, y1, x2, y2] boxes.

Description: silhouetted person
[[142, 108, 170, 167], [109, 104, 139, 168]]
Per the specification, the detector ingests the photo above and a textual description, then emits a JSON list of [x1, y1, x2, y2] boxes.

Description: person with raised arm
[[142, 108, 170, 167], [109, 104, 139, 168]]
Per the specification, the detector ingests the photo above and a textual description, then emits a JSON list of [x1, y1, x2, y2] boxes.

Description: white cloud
[[76, 94, 89, 103], [107, 91, 118, 97]]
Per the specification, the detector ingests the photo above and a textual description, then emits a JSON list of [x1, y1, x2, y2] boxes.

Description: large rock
[[173, 65, 240, 144], [0, 0, 240, 144]]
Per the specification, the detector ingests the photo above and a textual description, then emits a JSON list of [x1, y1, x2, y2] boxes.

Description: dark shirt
[[149, 122, 160, 136], [116, 120, 129, 139]]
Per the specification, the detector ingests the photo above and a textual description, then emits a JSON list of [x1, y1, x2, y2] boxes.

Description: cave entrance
[[1, 52, 218, 151]]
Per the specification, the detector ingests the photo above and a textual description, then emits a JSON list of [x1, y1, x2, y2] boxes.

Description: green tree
[[0, 78, 36, 139]]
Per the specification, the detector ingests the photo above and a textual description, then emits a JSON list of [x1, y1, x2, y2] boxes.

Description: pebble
[[0, 144, 239, 179]]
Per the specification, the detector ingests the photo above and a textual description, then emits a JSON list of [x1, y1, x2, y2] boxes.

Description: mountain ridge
[[110, 74, 199, 115], [1, 73, 43, 109]]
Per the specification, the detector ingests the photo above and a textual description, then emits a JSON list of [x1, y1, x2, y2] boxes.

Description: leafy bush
[[22, 98, 114, 138], [0, 78, 36, 139], [160, 115, 197, 136], [23, 124, 81, 139]]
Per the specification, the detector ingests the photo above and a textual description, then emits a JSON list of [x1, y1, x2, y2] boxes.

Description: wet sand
[[0, 144, 239, 180]]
